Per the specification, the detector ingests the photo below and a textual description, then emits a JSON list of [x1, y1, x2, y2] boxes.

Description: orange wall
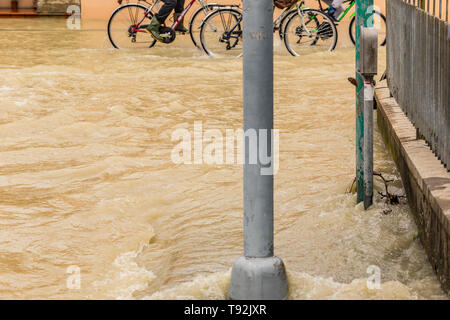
[[0, 0, 34, 8], [81, 0, 386, 20], [81, 0, 118, 19]]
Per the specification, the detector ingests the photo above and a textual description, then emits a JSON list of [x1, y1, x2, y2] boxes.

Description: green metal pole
[[355, 0, 373, 204]]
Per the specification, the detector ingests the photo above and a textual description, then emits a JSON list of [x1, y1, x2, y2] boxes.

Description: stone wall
[[37, 0, 80, 14]]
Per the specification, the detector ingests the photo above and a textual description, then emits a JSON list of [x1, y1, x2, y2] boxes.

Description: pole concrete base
[[228, 256, 289, 300]]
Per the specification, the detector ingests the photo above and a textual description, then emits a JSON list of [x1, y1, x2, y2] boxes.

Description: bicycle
[[282, 4, 338, 56], [275, 1, 312, 40], [108, 0, 239, 49], [316, 0, 386, 46], [199, 4, 337, 57]]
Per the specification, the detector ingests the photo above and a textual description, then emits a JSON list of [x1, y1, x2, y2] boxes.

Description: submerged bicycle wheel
[[200, 8, 243, 58], [278, 9, 297, 40], [349, 11, 386, 47], [108, 3, 156, 49], [283, 9, 337, 56], [189, 4, 218, 49]]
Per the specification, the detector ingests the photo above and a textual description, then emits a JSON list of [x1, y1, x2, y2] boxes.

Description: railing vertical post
[[420, 0, 426, 9], [355, 0, 374, 208], [446, 0, 448, 21], [228, 0, 288, 300]]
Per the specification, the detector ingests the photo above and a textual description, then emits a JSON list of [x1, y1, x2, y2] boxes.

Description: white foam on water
[[91, 242, 156, 300], [143, 271, 231, 300], [139, 269, 444, 300], [0, 85, 13, 92]]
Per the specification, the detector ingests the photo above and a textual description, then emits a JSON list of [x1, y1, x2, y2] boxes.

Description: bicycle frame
[[225, 15, 242, 40], [173, 0, 196, 28], [129, 0, 209, 34], [118, 0, 153, 5], [274, 6, 297, 28], [317, 0, 356, 22], [273, 1, 320, 38], [295, 5, 314, 37]]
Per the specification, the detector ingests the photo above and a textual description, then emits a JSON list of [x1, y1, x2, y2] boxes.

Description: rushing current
[[0, 17, 447, 299]]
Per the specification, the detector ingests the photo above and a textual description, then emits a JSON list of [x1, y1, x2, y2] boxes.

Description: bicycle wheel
[[108, 3, 156, 49], [283, 9, 337, 56], [349, 11, 386, 47], [189, 4, 218, 48], [278, 9, 297, 40], [200, 8, 243, 58]]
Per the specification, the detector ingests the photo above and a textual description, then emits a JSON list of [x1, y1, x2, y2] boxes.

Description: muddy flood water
[[0, 18, 447, 299]]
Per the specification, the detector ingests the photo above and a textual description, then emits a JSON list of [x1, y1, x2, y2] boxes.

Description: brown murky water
[[0, 18, 446, 299]]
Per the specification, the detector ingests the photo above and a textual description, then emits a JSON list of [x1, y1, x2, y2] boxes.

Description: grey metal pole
[[228, 0, 288, 300], [363, 78, 374, 209]]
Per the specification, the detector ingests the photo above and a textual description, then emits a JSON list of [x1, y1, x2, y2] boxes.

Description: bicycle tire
[[189, 4, 219, 48], [108, 3, 156, 49], [278, 9, 298, 40], [349, 11, 386, 47], [283, 9, 338, 56], [200, 8, 243, 57]]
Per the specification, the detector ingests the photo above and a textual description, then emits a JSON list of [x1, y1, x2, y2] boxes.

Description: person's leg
[[155, 0, 177, 23], [331, 0, 344, 18], [174, 0, 185, 14], [325, 0, 343, 21], [173, 0, 188, 32], [147, 0, 177, 41]]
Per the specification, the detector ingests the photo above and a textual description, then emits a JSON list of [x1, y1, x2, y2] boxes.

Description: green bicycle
[[317, 0, 386, 46], [278, 0, 386, 46]]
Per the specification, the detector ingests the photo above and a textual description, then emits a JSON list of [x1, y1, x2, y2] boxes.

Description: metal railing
[[386, 0, 449, 170], [406, 0, 449, 21]]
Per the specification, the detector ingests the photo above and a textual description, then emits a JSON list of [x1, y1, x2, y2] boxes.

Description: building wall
[[37, 0, 80, 14], [80, 0, 117, 19]]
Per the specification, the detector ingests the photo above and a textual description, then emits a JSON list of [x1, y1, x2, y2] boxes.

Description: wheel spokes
[[108, 5, 156, 49]]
